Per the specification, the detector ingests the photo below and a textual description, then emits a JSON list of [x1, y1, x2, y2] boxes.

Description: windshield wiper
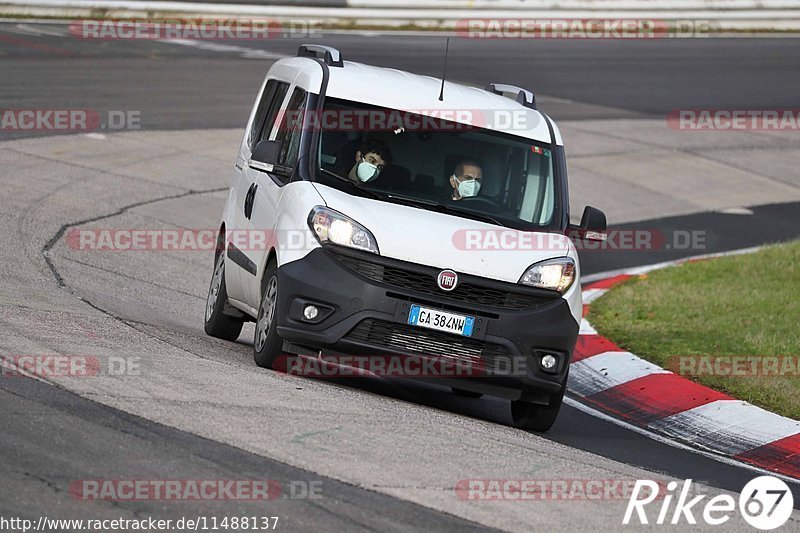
[[319, 169, 385, 201], [386, 194, 506, 227], [316, 175, 506, 227], [443, 204, 506, 227]]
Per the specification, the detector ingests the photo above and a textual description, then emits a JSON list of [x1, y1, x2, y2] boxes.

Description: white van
[[205, 45, 606, 431]]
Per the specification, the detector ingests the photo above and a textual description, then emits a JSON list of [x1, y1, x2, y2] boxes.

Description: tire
[[510, 375, 567, 432], [204, 250, 245, 341], [451, 387, 483, 399], [253, 259, 283, 369]]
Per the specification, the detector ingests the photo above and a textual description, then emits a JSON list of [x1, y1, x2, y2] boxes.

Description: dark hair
[[455, 158, 482, 177], [360, 139, 392, 166]]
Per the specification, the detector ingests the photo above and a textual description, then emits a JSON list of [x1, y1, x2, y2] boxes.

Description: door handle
[[244, 183, 258, 220]]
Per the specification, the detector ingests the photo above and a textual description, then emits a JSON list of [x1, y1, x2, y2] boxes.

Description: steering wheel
[[458, 195, 502, 209]]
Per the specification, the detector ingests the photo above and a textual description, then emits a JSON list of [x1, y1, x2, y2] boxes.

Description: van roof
[[268, 56, 562, 146]]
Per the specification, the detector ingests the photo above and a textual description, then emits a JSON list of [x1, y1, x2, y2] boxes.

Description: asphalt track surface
[[3, 28, 800, 132], [2, 23, 800, 531]]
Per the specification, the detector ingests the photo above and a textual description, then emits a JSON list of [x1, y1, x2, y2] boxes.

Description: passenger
[[348, 139, 392, 183], [448, 159, 483, 201]]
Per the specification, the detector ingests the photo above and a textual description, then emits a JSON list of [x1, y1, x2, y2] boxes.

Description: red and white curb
[[571, 250, 800, 480]]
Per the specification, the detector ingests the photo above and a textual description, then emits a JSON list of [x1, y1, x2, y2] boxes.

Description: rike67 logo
[[624, 477, 794, 530]]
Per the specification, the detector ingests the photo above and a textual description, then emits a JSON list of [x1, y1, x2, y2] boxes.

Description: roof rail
[[485, 83, 536, 110], [297, 44, 344, 68]]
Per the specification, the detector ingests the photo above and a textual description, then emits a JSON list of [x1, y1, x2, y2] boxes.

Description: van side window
[[248, 80, 289, 150], [275, 88, 308, 171]]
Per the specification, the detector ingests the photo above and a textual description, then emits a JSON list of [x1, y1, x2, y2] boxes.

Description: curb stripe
[[581, 288, 608, 304], [568, 351, 670, 397], [572, 334, 622, 363], [735, 434, 800, 479], [574, 246, 798, 479], [583, 274, 632, 291], [648, 400, 800, 457], [582, 373, 732, 426], [578, 319, 597, 335]]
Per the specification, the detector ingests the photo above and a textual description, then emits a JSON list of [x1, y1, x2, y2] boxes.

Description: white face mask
[[454, 175, 481, 198], [356, 160, 379, 182]]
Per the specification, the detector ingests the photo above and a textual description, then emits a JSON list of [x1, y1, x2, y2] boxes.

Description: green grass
[[590, 241, 800, 420]]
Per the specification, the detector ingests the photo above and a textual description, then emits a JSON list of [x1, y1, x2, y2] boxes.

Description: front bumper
[[275, 246, 579, 402]]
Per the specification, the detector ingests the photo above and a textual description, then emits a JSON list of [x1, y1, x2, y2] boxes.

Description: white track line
[[564, 397, 800, 486], [157, 38, 289, 59], [15, 22, 67, 35], [582, 245, 764, 284]]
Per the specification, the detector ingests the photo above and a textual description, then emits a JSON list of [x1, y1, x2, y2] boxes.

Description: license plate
[[408, 305, 475, 337]]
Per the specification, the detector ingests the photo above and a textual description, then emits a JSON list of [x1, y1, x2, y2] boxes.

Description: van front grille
[[327, 248, 553, 311], [343, 318, 511, 370]]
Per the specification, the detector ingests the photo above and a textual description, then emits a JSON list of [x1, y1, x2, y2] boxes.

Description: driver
[[448, 158, 483, 201], [348, 139, 392, 184]]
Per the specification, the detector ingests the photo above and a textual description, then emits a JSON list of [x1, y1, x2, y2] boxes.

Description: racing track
[[2, 23, 800, 531]]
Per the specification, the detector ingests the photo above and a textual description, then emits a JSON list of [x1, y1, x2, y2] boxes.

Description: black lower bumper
[[275, 247, 579, 402]]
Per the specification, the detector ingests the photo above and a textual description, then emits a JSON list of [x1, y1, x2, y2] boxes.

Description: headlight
[[519, 257, 576, 293], [307, 206, 379, 254]]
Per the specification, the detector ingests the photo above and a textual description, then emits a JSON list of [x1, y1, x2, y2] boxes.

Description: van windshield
[[315, 97, 559, 230]]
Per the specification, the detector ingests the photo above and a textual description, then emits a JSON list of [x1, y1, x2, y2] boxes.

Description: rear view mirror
[[570, 206, 607, 242], [250, 139, 282, 170]]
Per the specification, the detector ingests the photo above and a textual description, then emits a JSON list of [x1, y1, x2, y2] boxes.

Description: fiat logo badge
[[437, 269, 458, 291]]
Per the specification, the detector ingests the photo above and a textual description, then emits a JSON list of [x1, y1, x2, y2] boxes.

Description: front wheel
[[204, 252, 245, 341], [510, 376, 567, 432], [452, 387, 483, 399], [253, 260, 283, 368]]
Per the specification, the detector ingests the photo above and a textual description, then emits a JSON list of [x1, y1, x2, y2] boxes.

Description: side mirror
[[250, 139, 282, 172], [570, 206, 607, 242]]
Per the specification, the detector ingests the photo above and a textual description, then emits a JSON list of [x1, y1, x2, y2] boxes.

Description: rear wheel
[[253, 260, 283, 368], [204, 251, 244, 341], [510, 376, 567, 432]]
